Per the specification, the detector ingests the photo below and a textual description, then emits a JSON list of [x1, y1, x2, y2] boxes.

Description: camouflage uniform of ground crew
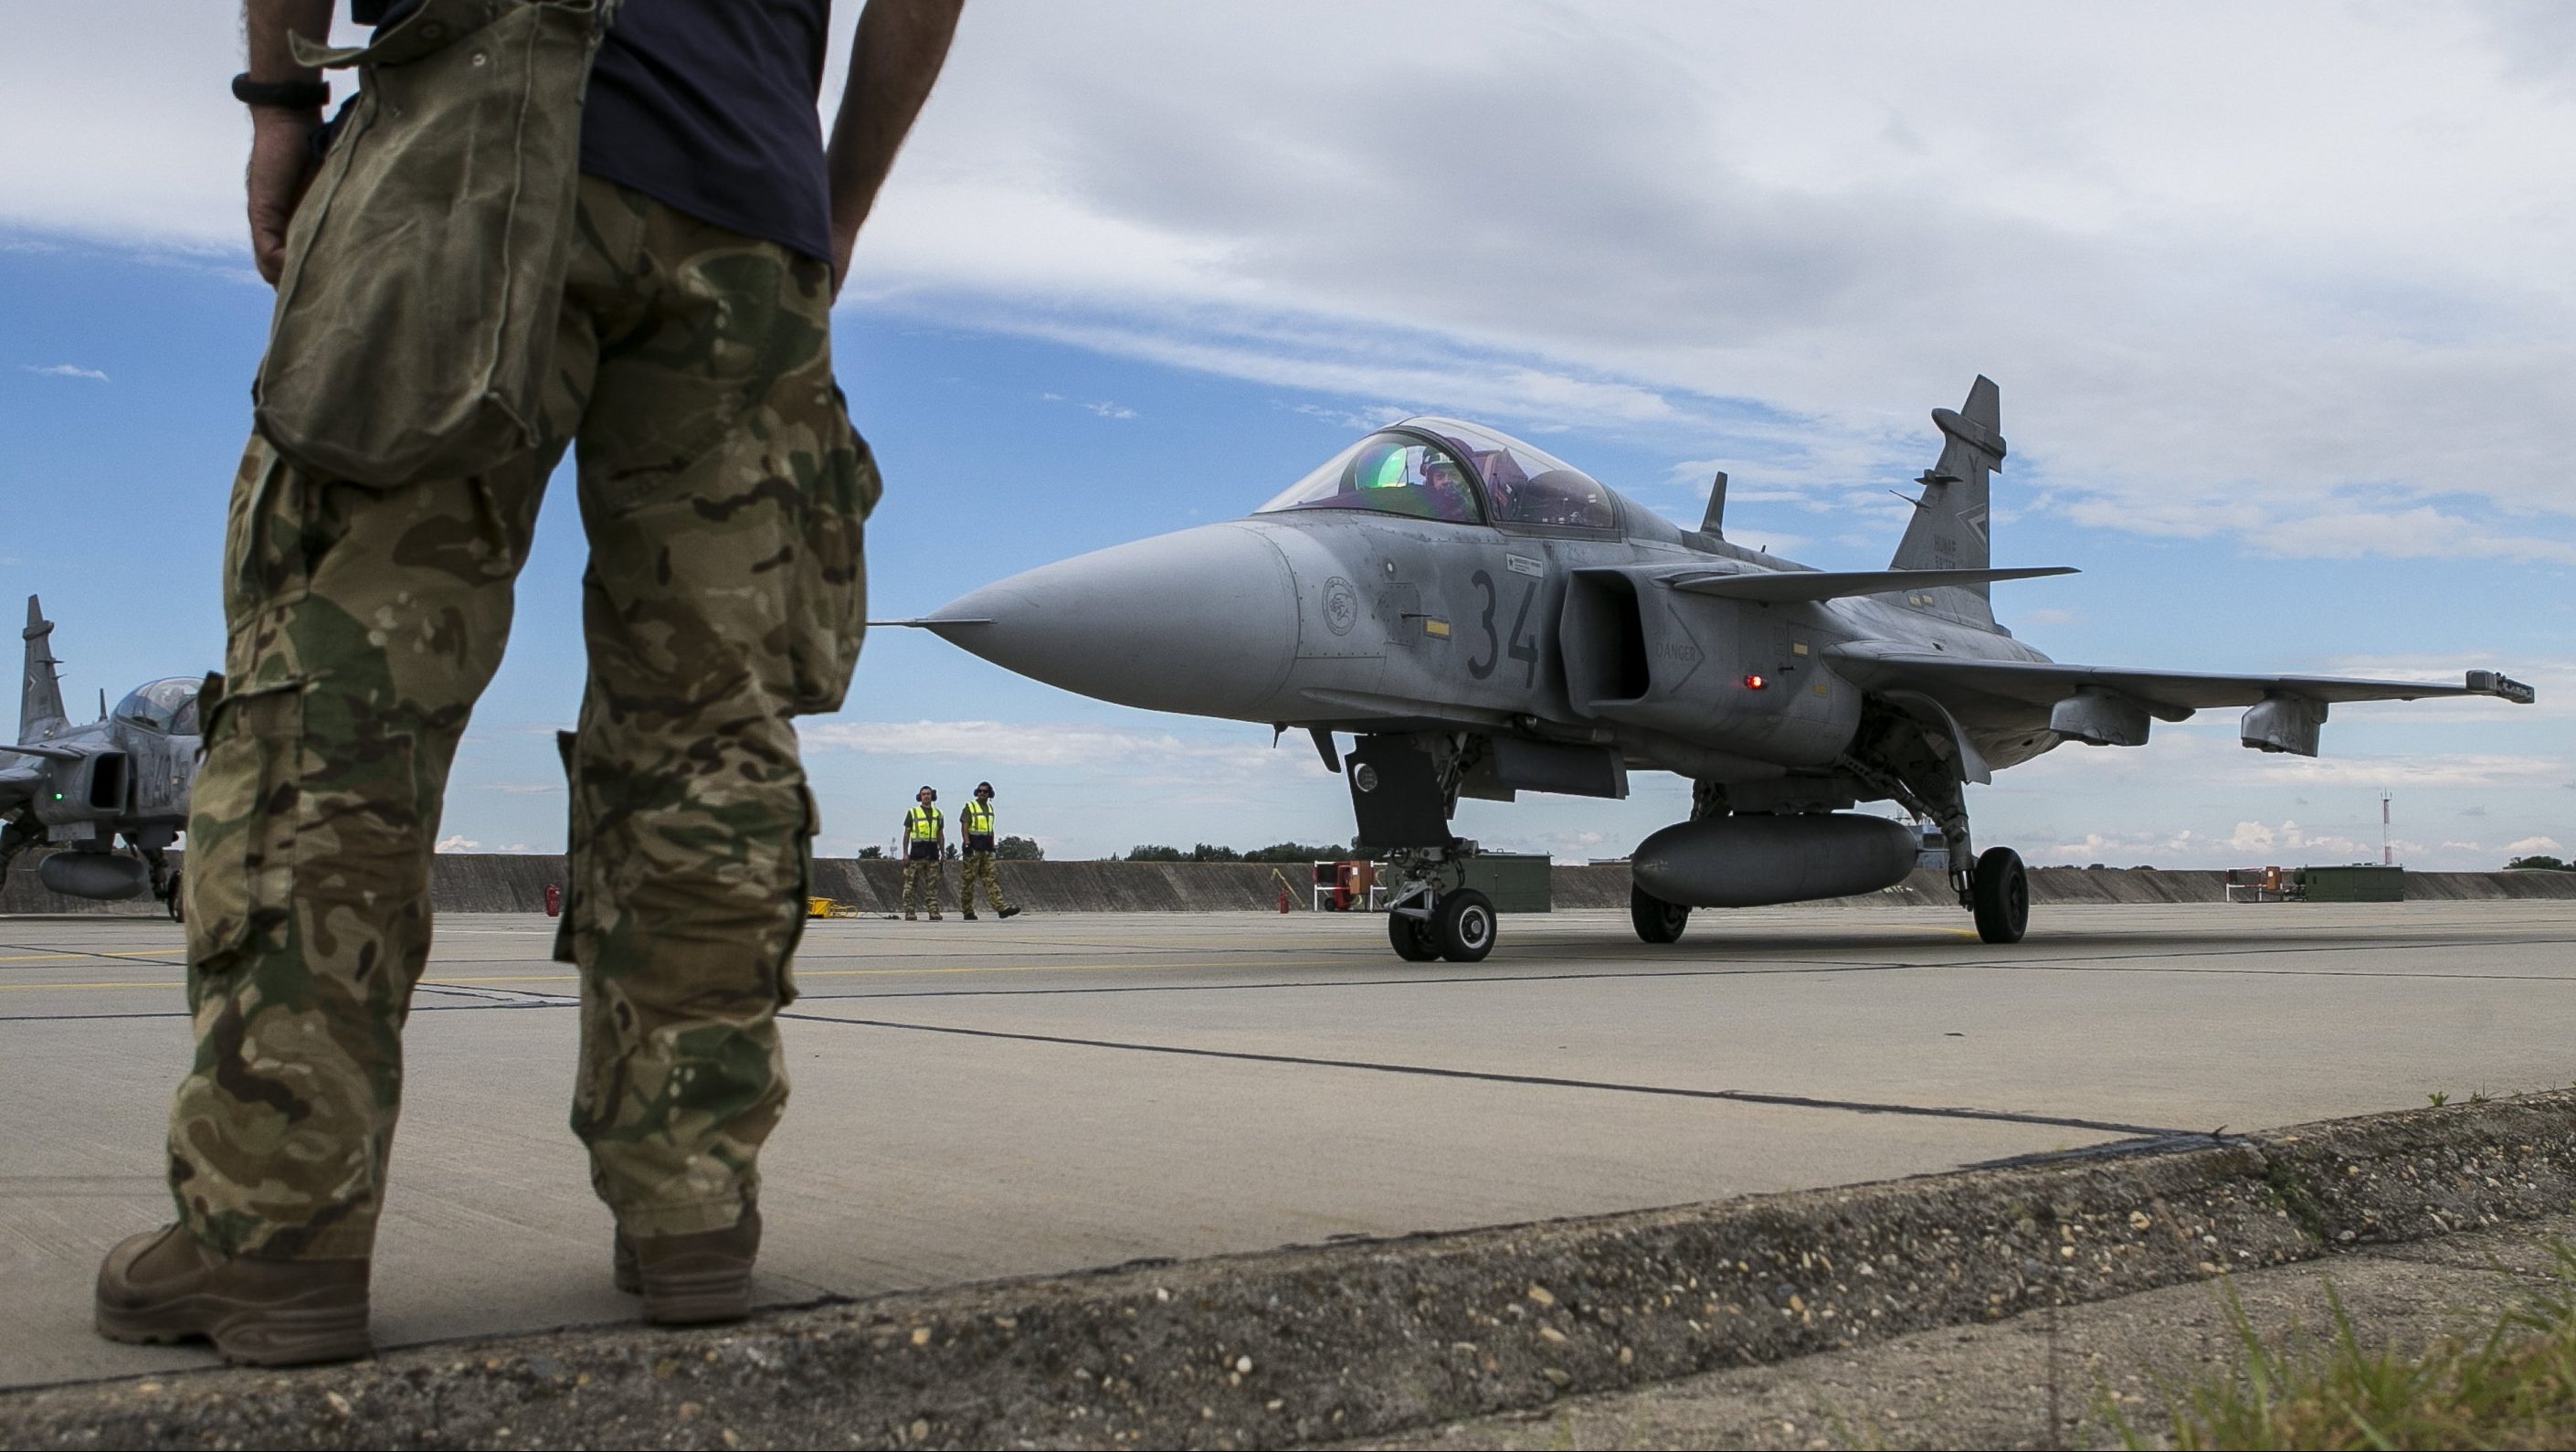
[[900, 800, 945, 918], [957, 794, 1011, 917], [171, 176, 877, 1259]]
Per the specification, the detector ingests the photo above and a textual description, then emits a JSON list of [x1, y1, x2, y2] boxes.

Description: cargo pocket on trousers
[[773, 783, 818, 1007], [785, 391, 881, 716], [185, 679, 308, 977]]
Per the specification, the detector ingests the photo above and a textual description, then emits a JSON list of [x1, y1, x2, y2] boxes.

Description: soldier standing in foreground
[[900, 784, 948, 919], [957, 779, 1019, 919], [95, 0, 964, 1366]]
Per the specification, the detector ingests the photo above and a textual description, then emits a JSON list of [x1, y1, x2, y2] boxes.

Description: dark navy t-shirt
[[353, 1, 835, 261]]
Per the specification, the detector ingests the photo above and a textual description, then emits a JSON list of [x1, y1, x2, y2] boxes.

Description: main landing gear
[[1630, 884, 1688, 944], [142, 844, 183, 925], [1968, 845, 2027, 944]]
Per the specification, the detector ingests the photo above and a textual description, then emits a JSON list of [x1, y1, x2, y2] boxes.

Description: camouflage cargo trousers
[[959, 852, 1010, 914], [901, 859, 946, 916], [171, 178, 877, 1260]]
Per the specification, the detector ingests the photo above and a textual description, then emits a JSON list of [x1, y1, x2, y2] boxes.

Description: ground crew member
[[94, 0, 964, 1367], [957, 780, 1019, 919], [900, 785, 948, 920]]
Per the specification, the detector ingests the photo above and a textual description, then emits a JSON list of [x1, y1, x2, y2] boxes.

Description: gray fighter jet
[[903, 378, 2534, 961], [1, 597, 202, 918]]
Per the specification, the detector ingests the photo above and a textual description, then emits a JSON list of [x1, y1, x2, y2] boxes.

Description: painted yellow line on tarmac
[[409, 959, 1376, 987], [0, 951, 187, 965], [0, 959, 1365, 991]]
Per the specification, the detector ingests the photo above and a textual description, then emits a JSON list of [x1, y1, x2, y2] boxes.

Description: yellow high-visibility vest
[[963, 800, 994, 837], [905, 805, 942, 842]]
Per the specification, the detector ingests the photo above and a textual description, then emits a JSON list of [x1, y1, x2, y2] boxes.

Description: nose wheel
[[1433, 889, 1495, 961], [1383, 880, 1498, 964], [1388, 909, 1440, 961]]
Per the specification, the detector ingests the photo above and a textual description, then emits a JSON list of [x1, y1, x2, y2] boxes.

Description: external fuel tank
[[1631, 812, 1919, 908]]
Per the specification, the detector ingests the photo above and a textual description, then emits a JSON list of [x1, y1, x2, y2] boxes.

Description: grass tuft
[[2117, 1243, 2576, 1450]]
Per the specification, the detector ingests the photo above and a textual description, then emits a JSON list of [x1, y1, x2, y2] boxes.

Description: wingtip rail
[[2467, 670, 2538, 705]]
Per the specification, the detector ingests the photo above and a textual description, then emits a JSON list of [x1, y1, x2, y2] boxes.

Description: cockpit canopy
[[115, 677, 202, 736], [1256, 417, 1618, 531]]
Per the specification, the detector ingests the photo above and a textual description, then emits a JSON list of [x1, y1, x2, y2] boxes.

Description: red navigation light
[[1742, 673, 1767, 690]]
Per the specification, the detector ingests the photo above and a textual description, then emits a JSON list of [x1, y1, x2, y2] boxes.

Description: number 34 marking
[[1467, 568, 1540, 686]]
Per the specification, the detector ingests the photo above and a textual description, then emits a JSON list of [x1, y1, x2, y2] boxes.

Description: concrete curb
[[6, 1092, 2575, 1449]]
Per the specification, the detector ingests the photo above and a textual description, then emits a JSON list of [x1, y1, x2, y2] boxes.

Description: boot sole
[[639, 1267, 753, 1326], [97, 1290, 372, 1367]]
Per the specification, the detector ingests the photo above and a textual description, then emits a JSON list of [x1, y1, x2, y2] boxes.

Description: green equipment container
[[1460, 853, 1553, 913], [2296, 864, 2405, 902]]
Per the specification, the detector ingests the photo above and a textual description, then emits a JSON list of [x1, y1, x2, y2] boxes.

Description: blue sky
[[5, 2, 2571, 868]]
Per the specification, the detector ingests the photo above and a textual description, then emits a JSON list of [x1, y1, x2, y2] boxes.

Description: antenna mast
[[2381, 792, 2392, 867]]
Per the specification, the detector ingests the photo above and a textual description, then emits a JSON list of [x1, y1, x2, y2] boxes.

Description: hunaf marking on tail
[[1889, 376, 2007, 630], [21, 596, 69, 746]]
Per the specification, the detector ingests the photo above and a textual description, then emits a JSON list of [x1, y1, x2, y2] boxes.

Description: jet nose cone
[[931, 524, 1298, 718]]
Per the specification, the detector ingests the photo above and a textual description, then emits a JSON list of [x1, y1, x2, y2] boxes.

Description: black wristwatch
[[232, 72, 332, 111]]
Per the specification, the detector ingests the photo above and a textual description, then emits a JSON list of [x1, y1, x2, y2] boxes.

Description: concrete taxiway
[[3, 900, 2571, 1390]]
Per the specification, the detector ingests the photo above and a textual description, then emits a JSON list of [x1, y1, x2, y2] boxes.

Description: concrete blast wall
[[7, 853, 2573, 917]]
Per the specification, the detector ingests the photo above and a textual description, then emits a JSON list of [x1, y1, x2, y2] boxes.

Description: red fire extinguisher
[[544, 884, 563, 917]]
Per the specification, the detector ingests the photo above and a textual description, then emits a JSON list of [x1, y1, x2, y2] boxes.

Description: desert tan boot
[[95, 1224, 372, 1366], [611, 1207, 761, 1325]]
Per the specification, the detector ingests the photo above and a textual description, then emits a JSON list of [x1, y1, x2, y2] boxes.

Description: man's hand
[[826, 0, 965, 301], [247, 111, 322, 285], [243, 0, 335, 284]]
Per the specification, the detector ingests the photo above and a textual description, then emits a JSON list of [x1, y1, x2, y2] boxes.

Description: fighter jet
[[901, 378, 2535, 962], [1, 597, 202, 918]]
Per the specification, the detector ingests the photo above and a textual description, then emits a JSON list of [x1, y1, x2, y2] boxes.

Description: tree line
[[856, 836, 1045, 861], [1118, 843, 1353, 864]]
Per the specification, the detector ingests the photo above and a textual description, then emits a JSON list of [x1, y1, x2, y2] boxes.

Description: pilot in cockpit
[[1421, 455, 1475, 522]]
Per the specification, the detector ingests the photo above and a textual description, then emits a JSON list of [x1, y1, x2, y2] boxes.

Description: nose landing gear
[[1384, 864, 1496, 963]]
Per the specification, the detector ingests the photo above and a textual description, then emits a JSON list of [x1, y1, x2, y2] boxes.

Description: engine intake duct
[[1631, 812, 1920, 908]]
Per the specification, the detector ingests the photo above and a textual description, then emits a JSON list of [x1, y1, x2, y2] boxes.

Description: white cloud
[[30, 5, 2574, 562], [1287, 400, 1415, 432], [434, 834, 480, 853], [21, 364, 106, 381], [1083, 399, 1139, 419], [2507, 835, 2565, 854]]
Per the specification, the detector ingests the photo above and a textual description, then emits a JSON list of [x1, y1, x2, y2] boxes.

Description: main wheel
[[1970, 846, 2028, 944], [165, 870, 185, 925], [1388, 908, 1440, 961], [1630, 884, 1689, 944], [1433, 888, 1496, 962]]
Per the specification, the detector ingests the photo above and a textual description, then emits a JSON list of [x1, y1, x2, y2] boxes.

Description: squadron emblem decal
[[1322, 577, 1357, 635]]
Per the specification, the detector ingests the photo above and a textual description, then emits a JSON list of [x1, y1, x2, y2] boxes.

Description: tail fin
[[21, 597, 68, 746], [1888, 376, 2007, 629], [1697, 471, 1727, 537]]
